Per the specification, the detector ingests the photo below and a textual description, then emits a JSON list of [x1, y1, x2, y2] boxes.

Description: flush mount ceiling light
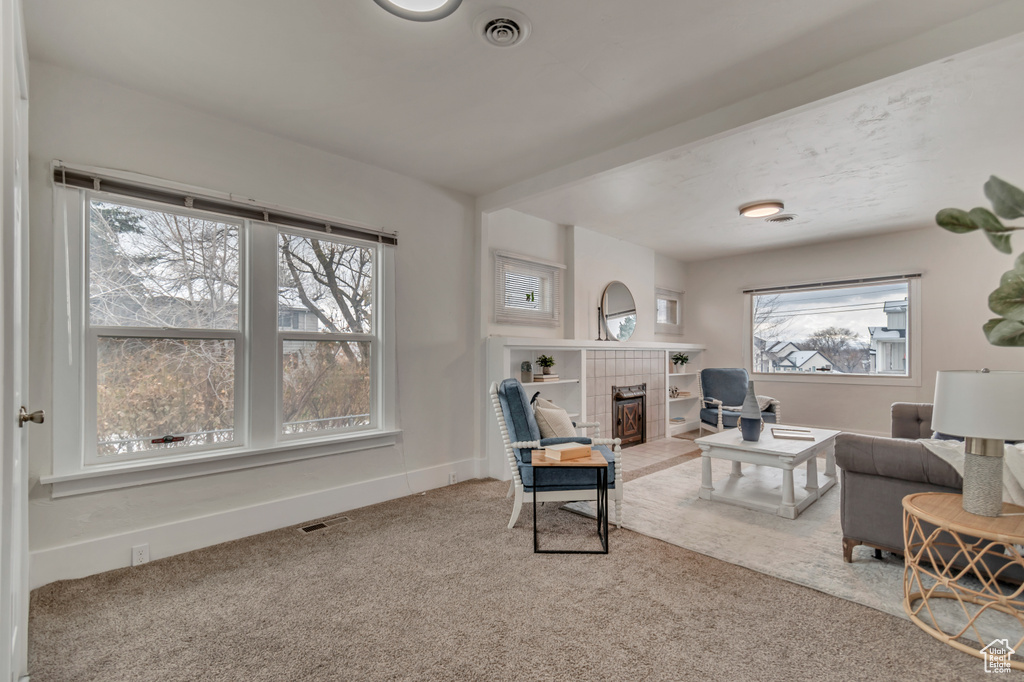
[[739, 201, 784, 218], [372, 0, 462, 22]]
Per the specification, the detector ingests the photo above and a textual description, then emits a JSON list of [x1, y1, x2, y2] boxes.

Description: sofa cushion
[[497, 378, 541, 462], [700, 368, 749, 408], [533, 398, 577, 438]]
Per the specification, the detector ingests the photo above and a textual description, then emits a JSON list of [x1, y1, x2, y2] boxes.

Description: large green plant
[[936, 176, 1024, 346]]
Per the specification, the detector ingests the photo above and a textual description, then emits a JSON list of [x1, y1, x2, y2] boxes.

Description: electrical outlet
[[448, 472, 457, 485], [132, 543, 150, 566]]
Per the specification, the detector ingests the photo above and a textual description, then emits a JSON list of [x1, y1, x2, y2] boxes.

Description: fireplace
[[612, 383, 646, 447]]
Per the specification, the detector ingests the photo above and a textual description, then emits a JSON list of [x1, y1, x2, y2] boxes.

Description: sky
[[754, 282, 909, 344]]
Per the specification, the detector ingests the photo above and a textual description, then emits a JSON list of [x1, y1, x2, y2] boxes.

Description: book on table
[[771, 427, 815, 441], [542, 442, 592, 461], [532, 375, 560, 382]]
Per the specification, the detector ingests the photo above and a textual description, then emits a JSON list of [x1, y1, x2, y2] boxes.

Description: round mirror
[[602, 281, 637, 341]]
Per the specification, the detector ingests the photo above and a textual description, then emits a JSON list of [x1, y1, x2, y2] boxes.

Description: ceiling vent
[[475, 8, 531, 48], [765, 214, 797, 224]]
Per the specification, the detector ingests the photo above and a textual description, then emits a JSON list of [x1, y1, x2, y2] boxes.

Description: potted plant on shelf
[[537, 355, 556, 375], [671, 352, 689, 369]]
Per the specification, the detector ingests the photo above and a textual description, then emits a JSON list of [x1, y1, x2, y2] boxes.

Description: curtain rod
[[743, 273, 921, 295], [52, 166, 398, 246]]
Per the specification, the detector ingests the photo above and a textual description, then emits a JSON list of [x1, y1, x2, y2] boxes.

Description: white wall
[[573, 227, 688, 343], [686, 225, 1024, 435], [27, 63, 478, 581], [484, 209, 568, 339]]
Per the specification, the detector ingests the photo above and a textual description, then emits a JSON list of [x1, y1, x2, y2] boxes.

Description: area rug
[[570, 458, 1019, 646]]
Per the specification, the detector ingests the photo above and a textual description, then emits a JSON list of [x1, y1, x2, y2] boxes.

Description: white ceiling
[[508, 33, 1024, 261], [23, 0, 1014, 198]]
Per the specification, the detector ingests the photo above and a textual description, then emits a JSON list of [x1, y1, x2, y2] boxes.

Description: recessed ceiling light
[[739, 201, 784, 218], [372, 0, 462, 22]]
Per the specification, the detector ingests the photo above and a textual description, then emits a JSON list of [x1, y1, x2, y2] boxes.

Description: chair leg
[[842, 537, 861, 563], [508, 488, 524, 529], [615, 498, 622, 528]]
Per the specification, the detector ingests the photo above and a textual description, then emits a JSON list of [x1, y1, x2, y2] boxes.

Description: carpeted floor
[[29, 476, 993, 680]]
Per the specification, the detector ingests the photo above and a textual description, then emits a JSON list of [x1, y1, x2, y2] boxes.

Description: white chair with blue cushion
[[490, 378, 623, 530], [698, 368, 781, 435]]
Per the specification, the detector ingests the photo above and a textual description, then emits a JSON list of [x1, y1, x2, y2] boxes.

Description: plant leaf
[[984, 317, 1024, 346], [935, 208, 978, 234], [984, 175, 1024, 220], [989, 266, 1024, 321], [969, 206, 1012, 233], [984, 230, 1013, 253]]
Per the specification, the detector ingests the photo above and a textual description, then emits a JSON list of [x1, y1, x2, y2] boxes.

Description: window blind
[[494, 252, 563, 326]]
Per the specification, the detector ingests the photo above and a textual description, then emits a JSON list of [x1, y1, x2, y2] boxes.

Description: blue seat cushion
[[700, 408, 777, 429], [700, 368, 749, 408], [517, 443, 616, 492], [497, 378, 542, 461]]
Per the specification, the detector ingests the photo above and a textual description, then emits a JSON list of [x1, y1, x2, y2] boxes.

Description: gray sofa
[[835, 403, 962, 562]]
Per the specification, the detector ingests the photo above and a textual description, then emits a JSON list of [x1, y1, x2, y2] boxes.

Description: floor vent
[[297, 515, 352, 534]]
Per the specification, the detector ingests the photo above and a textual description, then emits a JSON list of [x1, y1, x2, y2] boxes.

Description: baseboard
[[30, 458, 479, 589]]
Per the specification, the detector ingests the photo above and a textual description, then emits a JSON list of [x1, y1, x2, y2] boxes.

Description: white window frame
[[493, 251, 564, 327], [655, 288, 684, 335], [45, 178, 399, 497], [744, 275, 922, 387]]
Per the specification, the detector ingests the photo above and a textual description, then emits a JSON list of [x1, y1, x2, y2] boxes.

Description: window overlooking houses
[[53, 184, 394, 485], [751, 279, 912, 377]]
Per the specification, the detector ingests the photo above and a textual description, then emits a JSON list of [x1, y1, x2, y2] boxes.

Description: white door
[[1, 0, 31, 679]]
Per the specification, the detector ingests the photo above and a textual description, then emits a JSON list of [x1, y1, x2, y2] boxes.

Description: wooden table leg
[[780, 467, 797, 519], [699, 453, 713, 500]]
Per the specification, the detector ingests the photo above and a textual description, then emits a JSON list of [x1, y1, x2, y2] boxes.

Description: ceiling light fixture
[[372, 0, 462, 22], [739, 201, 784, 218]]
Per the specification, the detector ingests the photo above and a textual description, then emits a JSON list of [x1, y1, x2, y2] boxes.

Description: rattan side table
[[902, 492, 1024, 669]]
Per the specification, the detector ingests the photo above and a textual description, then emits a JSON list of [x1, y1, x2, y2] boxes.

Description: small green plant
[[936, 176, 1024, 346], [671, 353, 689, 366], [536, 355, 555, 369]]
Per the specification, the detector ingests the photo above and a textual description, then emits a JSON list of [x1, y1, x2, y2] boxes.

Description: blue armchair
[[490, 378, 623, 529], [698, 368, 781, 435]]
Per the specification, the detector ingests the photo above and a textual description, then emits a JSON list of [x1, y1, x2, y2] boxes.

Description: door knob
[[19, 407, 44, 427]]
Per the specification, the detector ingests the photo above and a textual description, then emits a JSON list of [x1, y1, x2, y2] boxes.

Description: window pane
[[657, 298, 677, 325], [89, 200, 240, 329], [752, 282, 909, 375], [282, 341, 371, 435], [504, 272, 542, 310], [278, 235, 373, 333], [96, 337, 235, 456]]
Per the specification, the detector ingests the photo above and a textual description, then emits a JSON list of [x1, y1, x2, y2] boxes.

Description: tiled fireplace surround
[[586, 350, 666, 443]]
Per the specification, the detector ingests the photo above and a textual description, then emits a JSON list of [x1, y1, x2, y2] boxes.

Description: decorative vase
[[542, 366, 552, 375], [739, 380, 762, 442]]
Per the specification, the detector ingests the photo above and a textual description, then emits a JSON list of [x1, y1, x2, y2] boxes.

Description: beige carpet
[[570, 458, 1021, 647], [29, 478, 993, 681]]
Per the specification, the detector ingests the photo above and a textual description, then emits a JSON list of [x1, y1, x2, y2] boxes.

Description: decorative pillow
[[533, 398, 577, 439]]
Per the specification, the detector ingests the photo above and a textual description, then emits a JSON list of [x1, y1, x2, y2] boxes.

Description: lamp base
[[962, 438, 1003, 517]]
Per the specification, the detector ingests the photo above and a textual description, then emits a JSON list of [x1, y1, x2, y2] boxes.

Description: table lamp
[[932, 369, 1024, 516]]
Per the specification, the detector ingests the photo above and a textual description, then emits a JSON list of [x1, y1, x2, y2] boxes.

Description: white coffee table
[[695, 426, 839, 519]]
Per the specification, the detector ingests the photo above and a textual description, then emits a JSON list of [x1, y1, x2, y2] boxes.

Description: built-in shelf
[[668, 372, 697, 377], [520, 379, 579, 386], [668, 396, 698, 403]]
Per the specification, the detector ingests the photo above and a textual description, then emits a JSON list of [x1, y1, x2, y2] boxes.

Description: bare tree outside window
[[89, 200, 240, 456], [278, 235, 374, 434]]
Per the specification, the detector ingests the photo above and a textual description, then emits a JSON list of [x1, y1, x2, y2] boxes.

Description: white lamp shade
[[932, 370, 1024, 440]]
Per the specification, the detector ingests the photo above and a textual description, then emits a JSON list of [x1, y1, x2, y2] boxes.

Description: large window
[[49, 179, 396, 493], [751, 277, 917, 377]]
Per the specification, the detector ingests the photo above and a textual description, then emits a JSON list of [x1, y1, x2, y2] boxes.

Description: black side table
[[530, 449, 609, 554]]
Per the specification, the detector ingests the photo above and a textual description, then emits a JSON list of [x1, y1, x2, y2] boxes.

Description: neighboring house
[[754, 340, 834, 373], [776, 349, 835, 373], [280, 307, 321, 355], [869, 298, 907, 374]]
